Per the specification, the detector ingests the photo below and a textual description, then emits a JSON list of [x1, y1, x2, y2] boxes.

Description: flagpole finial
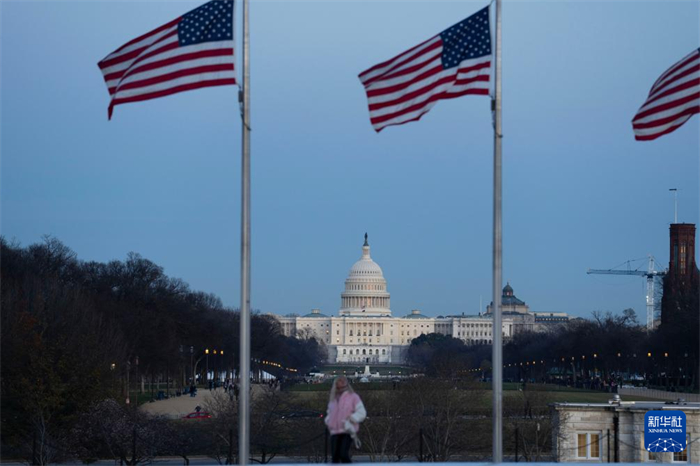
[[364, 233, 369, 246]]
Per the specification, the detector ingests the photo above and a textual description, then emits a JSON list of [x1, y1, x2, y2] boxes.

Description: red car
[[182, 411, 212, 420]]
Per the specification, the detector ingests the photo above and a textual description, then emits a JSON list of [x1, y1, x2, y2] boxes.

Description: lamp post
[[593, 353, 598, 377], [213, 350, 218, 384], [126, 360, 131, 405], [179, 345, 184, 390], [190, 346, 194, 385], [135, 356, 139, 407], [220, 350, 225, 380], [111, 363, 116, 393], [205, 349, 210, 388]]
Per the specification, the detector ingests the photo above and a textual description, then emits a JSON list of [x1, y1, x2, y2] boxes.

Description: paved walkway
[[139, 388, 221, 418], [140, 384, 272, 418]]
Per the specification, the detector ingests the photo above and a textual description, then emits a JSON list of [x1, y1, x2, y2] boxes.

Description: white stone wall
[[552, 404, 700, 463], [451, 317, 514, 345], [296, 317, 333, 344], [336, 345, 391, 363], [272, 313, 516, 364]]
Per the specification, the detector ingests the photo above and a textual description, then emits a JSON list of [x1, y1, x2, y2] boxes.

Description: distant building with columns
[[272, 235, 575, 364], [272, 235, 532, 364], [486, 283, 576, 332]]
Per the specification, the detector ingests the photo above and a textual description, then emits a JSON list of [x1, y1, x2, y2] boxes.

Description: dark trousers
[[330, 434, 352, 463]]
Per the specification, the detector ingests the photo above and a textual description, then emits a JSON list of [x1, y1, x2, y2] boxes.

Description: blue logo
[[644, 410, 686, 453]]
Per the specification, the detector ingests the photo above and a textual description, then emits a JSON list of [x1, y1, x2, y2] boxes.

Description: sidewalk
[[139, 388, 220, 418], [139, 384, 269, 418]]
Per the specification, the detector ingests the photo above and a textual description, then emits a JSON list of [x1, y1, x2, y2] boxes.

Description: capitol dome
[[349, 246, 384, 277], [339, 234, 391, 317]]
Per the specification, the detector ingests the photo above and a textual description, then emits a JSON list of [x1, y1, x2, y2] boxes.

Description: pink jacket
[[324, 391, 367, 436]]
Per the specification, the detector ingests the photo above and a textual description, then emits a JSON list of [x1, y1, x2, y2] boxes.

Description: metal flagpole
[[238, 0, 251, 463], [491, 0, 503, 462]]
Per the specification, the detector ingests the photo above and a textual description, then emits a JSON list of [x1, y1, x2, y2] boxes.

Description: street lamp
[[135, 356, 139, 407], [205, 349, 210, 388], [220, 350, 225, 380], [592, 353, 598, 377], [190, 346, 194, 385], [126, 360, 131, 405]]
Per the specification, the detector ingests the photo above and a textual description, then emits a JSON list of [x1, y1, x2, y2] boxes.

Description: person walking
[[324, 376, 366, 463]]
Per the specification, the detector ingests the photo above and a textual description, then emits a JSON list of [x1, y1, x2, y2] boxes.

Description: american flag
[[359, 7, 492, 132], [99, 0, 236, 120], [632, 48, 700, 141]]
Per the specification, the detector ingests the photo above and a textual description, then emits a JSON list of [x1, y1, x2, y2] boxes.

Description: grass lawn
[[287, 380, 665, 404]]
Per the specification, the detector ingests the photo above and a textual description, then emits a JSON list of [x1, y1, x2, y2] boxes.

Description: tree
[[406, 333, 472, 378], [1, 236, 327, 459], [71, 400, 165, 465]]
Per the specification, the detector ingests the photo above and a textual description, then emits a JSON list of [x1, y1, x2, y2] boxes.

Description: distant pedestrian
[[190, 382, 197, 397], [324, 376, 366, 463]]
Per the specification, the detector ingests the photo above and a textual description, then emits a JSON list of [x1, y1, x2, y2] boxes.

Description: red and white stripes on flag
[[358, 7, 492, 132], [632, 48, 700, 141], [99, 0, 236, 120]]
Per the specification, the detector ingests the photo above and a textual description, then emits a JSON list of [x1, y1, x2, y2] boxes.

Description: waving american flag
[[99, 0, 236, 119], [632, 48, 700, 141], [359, 6, 492, 132]]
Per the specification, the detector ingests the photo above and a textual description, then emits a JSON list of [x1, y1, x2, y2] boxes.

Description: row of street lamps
[[257, 358, 298, 373], [205, 348, 225, 384], [506, 350, 689, 368]]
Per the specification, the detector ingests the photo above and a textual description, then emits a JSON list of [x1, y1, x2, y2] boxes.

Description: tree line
[[408, 293, 698, 391], [0, 236, 325, 460]]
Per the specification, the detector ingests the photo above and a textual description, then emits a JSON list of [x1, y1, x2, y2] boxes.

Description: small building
[[551, 397, 699, 463]]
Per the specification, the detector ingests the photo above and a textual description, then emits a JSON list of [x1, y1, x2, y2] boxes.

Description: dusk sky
[[1, 0, 698, 320]]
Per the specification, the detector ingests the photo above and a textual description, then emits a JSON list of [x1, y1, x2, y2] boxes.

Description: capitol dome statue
[[340, 233, 391, 317]]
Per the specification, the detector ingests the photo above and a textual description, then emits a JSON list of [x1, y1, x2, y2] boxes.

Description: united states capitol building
[[273, 235, 573, 364]]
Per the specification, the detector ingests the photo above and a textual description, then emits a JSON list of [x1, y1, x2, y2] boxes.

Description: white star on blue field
[[440, 6, 491, 69]]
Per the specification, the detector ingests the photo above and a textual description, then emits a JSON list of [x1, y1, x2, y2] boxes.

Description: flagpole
[[491, 0, 503, 463], [238, 0, 251, 463]]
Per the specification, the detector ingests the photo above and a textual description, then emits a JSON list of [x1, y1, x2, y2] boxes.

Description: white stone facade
[[551, 400, 699, 463], [272, 236, 515, 364]]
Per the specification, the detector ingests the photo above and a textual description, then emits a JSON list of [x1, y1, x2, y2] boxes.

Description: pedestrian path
[[139, 384, 271, 418], [139, 388, 219, 418]]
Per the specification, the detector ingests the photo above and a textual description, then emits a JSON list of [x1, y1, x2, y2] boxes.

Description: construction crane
[[587, 255, 667, 331]]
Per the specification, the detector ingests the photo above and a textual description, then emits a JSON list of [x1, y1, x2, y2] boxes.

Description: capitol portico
[[273, 235, 565, 365]]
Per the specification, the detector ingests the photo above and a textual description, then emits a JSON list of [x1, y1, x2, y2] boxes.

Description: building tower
[[661, 223, 699, 328], [339, 233, 391, 317], [668, 223, 698, 287], [486, 283, 530, 314]]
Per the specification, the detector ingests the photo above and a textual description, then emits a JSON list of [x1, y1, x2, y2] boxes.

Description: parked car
[[182, 411, 212, 420]]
